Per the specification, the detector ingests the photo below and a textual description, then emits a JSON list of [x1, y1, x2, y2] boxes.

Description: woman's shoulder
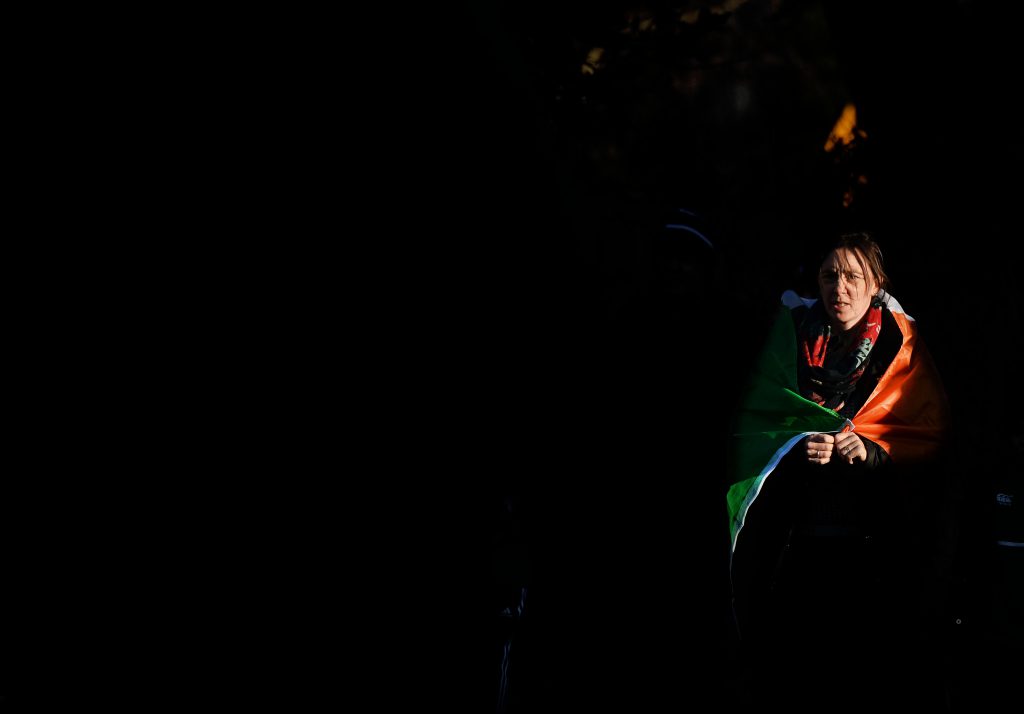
[[780, 290, 818, 330], [876, 290, 919, 340], [876, 290, 911, 320], [781, 289, 816, 311]]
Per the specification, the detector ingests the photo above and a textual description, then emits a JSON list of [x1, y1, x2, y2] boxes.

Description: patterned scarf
[[797, 296, 884, 410]]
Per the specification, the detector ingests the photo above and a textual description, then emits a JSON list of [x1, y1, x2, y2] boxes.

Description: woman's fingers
[[806, 438, 833, 463], [834, 432, 866, 463]]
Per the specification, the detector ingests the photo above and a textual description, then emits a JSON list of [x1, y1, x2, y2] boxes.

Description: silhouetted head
[[654, 208, 717, 299]]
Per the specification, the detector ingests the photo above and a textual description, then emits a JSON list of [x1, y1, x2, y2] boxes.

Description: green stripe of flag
[[727, 305, 847, 548]]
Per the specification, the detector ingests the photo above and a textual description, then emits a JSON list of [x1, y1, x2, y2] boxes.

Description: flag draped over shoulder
[[727, 291, 949, 552], [849, 305, 950, 463]]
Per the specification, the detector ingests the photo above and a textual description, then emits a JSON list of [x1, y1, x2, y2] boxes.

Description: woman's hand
[[833, 430, 867, 464], [806, 433, 835, 464]]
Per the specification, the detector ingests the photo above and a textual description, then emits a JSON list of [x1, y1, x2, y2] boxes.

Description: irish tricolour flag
[[727, 291, 949, 552]]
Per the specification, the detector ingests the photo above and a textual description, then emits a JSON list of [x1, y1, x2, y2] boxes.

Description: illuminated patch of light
[[825, 103, 864, 152], [581, 47, 604, 76], [711, 0, 750, 15]]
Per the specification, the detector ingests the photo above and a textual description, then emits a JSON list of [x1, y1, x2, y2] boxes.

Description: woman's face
[[818, 248, 879, 331]]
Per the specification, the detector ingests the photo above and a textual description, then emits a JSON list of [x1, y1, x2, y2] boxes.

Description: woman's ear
[[868, 274, 880, 296]]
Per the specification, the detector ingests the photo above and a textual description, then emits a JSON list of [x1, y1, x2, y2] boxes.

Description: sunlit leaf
[[581, 47, 604, 76], [824, 103, 860, 152], [710, 0, 750, 15], [679, 8, 701, 24]]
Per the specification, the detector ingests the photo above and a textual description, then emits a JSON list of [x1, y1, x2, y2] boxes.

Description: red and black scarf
[[797, 296, 884, 410]]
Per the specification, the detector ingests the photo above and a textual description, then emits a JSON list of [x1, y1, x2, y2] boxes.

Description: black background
[[424, 1, 1024, 711]]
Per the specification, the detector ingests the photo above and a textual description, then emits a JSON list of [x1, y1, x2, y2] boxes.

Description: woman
[[727, 232, 951, 709]]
